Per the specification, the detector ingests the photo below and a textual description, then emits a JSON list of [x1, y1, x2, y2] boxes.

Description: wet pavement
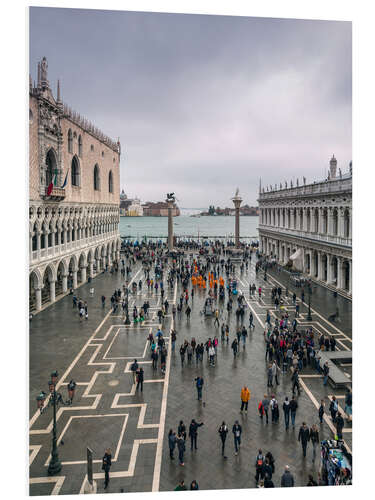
[[29, 254, 352, 495]]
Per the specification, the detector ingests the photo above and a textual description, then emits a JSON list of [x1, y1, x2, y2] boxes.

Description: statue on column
[[41, 57, 48, 81]]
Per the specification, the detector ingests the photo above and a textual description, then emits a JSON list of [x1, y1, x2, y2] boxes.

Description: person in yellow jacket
[[240, 386, 251, 413]]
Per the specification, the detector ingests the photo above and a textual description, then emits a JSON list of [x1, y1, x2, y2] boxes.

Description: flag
[[47, 169, 58, 196], [61, 169, 69, 189]]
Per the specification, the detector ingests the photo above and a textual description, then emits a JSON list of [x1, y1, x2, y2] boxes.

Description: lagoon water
[[119, 209, 259, 241]]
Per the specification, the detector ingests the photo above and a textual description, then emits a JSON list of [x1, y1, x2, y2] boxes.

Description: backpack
[[257, 455, 264, 467]]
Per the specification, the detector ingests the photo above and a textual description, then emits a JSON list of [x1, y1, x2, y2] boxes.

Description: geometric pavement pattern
[[29, 256, 352, 494]]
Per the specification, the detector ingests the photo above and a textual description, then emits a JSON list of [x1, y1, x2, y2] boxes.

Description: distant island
[[198, 204, 259, 216]]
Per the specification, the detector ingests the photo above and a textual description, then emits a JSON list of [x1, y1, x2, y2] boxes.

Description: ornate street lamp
[[307, 284, 312, 321], [36, 371, 76, 475]]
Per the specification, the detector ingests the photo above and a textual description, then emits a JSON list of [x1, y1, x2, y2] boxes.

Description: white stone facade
[[29, 57, 121, 311], [258, 157, 352, 296]]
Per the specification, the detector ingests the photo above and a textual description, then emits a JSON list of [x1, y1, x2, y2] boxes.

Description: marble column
[[348, 260, 352, 294], [232, 192, 242, 249], [72, 270, 77, 289], [62, 274, 68, 293], [89, 261, 94, 277], [327, 254, 333, 283], [167, 200, 174, 252], [50, 280, 56, 303], [81, 266, 87, 283], [35, 286, 42, 311], [337, 257, 343, 290]]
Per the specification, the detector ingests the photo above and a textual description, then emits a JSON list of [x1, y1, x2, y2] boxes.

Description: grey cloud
[[30, 8, 351, 207]]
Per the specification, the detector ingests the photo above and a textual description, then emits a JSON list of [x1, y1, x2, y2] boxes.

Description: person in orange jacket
[[240, 386, 251, 413]]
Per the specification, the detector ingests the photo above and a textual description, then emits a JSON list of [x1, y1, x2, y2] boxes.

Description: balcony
[[259, 224, 352, 249], [43, 187, 66, 201]]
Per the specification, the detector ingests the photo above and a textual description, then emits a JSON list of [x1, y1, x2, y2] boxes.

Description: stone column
[[232, 191, 242, 249], [35, 286, 43, 311], [317, 252, 322, 280], [319, 208, 324, 234], [167, 199, 174, 252], [327, 254, 333, 283], [81, 266, 87, 283], [348, 209, 352, 239], [89, 261, 94, 277], [308, 250, 313, 276], [72, 270, 77, 289], [50, 280, 56, 303], [348, 260, 352, 294], [338, 208, 345, 238], [337, 257, 343, 290], [327, 209, 334, 236], [62, 274, 68, 293]]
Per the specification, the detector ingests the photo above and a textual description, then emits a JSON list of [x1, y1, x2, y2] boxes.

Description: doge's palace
[[29, 57, 122, 312], [258, 156, 352, 297]]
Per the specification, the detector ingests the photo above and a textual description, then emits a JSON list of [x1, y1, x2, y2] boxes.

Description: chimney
[[329, 154, 337, 179]]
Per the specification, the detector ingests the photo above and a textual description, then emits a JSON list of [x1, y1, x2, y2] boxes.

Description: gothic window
[[71, 156, 80, 187], [45, 149, 57, 187], [32, 223, 38, 251], [109, 171, 113, 193], [48, 223, 53, 247], [55, 229, 58, 246], [68, 129, 73, 153], [78, 135, 83, 157], [94, 164, 100, 191]]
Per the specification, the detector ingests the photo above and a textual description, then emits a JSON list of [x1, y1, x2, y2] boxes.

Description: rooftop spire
[[57, 79, 61, 102]]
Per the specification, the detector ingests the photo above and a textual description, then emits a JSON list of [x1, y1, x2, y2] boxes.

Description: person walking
[[189, 419, 204, 450], [171, 330, 177, 353], [190, 480, 199, 490], [261, 394, 270, 424], [329, 396, 338, 422], [323, 361, 329, 386], [232, 420, 242, 455], [231, 338, 238, 357], [178, 420, 187, 441], [281, 465, 294, 487], [195, 376, 204, 401], [344, 388, 352, 423], [270, 396, 279, 423], [267, 363, 273, 388], [240, 386, 250, 413], [254, 449, 265, 484], [298, 422, 310, 458], [136, 367, 144, 392], [290, 396, 298, 428], [318, 399, 325, 424], [174, 480, 187, 491], [208, 345, 216, 366], [218, 421, 228, 458], [291, 368, 301, 396], [309, 424, 320, 463], [336, 412, 345, 440], [176, 433, 186, 466], [130, 359, 138, 384], [214, 309, 220, 327], [283, 397, 291, 430], [272, 360, 280, 386], [168, 429, 176, 459], [102, 448, 112, 490]]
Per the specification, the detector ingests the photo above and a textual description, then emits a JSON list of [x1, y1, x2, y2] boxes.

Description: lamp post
[[307, 283, 312, 321], [36, 371, 75, 475]]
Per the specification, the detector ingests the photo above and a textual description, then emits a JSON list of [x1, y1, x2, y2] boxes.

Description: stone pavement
[[29, 256, 352, 495]]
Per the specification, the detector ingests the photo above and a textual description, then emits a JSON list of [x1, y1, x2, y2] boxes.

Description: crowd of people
[[98, 240, 352, 490]]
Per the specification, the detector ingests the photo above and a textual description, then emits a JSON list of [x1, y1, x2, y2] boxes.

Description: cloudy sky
[[29, 8, 351, 207]]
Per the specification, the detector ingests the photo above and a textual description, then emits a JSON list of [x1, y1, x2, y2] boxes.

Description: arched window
[[32, 223, 38, 251], [109, 171, 113, 193], [48, 223, 53, 247], [45, 149, 57, 187], [68, 129, 73, 153], [71, 156, 80, 187], [94, 164, 100, 191], [78, 135, 82, 157], [344, 209, 350, 238]]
